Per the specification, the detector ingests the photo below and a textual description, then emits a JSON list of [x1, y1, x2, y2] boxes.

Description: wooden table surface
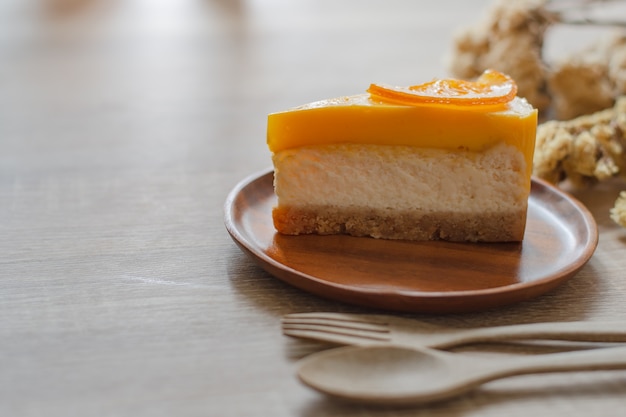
[[3, 1, 626, 416]]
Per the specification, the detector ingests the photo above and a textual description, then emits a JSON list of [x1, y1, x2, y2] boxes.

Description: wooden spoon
[[297, 345, 626, 406]]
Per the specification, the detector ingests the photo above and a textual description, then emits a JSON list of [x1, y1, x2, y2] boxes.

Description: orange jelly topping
[[367, 70, 517, 107], [267, 70, 537, 174]]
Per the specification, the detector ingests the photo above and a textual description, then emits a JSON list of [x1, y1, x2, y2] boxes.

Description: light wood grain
[[2, 1, 626, 416]]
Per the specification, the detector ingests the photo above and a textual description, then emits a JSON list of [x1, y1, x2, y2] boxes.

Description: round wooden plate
[[224, 169, 598, 313]]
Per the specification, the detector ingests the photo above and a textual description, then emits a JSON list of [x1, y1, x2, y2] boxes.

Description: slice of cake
[[267, 70, 538, 242]]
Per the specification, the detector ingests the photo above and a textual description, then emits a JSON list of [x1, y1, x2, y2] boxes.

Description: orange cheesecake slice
[[267, 70, 538, 242]]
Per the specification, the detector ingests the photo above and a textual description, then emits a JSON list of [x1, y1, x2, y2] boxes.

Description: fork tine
[[282, 322, 391, 340], [283, 327, 390, 344], [283, 312, 386, 321], [282, 313, 392, 345], [283, 313, 389, 327], [282, 317, 388, 333]]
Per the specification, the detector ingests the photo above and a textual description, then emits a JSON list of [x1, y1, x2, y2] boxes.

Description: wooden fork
[[282, 312, 626, 349]]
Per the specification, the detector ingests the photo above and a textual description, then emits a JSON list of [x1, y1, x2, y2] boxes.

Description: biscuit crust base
[[272, 206, 527, 242]]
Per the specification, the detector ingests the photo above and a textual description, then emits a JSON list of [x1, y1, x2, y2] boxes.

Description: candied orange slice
[[367, 69, 517, 106]]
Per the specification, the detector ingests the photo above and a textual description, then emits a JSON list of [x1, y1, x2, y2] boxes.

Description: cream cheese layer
[[272, 143, 528, 212]]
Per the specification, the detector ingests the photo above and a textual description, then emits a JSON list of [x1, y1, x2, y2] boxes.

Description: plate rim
[[224, 167, 599, 311]]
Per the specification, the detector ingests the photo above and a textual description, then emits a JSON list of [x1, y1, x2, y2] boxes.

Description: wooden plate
[[224, 169, 598, 313]]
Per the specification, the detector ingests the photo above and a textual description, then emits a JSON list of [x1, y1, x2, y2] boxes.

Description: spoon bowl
[[297, 345, 626, 406], [298, 345, 469, 404]]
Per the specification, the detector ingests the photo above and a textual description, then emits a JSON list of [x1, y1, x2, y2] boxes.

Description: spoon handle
[[443, 321, 626, 348], [477, 345, 626, 384]]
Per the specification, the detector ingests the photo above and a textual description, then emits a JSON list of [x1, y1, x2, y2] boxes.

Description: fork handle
[[441, 321, 626, 348]]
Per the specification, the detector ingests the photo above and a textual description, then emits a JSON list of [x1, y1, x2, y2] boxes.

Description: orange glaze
[[267, 71, 538, 173]]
